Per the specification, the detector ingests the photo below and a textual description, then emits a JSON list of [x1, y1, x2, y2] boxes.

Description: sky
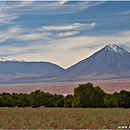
[[0, 1, 130, 68]]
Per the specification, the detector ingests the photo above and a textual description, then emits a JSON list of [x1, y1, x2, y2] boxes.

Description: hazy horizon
[[0, 1, 130, 68]]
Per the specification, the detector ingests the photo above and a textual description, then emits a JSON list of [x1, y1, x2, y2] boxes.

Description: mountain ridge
[[0, 44, 130, 83]]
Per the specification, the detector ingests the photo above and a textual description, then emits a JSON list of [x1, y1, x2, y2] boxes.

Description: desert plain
[[0, 78, 130, 95]]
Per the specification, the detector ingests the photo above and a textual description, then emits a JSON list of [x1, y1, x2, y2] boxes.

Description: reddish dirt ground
[[0, 79, 130, 95]]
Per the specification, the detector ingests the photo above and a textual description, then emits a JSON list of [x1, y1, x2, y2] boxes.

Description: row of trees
[[0, 82, 130, 108]]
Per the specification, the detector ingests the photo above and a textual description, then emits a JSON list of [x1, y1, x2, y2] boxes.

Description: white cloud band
[[37, 22, 96, 31], [58, 31, 79, 37]]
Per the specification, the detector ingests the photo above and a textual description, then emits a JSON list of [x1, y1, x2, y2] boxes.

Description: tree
[[72, 83, 105, 108], [30, 90, 54, 107], [117, 90, 130, 108], [64, 94, 73, 107], [92, 86, 105, 107], [73, 83, 94, 107], [30, 90, 43, 107], [104, 93, 116, 107], [72, 97, 80, 108], [0, 95, 16, 107], [52, 94, 64, 107]]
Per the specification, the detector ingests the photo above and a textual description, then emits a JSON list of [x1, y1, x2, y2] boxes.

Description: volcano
[[55, 44, 130, 81]]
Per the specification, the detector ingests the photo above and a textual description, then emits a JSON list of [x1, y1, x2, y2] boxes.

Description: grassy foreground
[[0, 107, 129, 129]]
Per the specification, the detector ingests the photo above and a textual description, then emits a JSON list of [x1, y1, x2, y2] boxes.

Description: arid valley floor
[[0, 78, 130, 95]]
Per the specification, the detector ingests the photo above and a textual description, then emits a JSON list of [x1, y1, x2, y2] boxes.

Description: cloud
[[16, 32, 52, 41], [58, 31, 79, 37], [21, 1, 104, 14], [12, 1, 104, 15], [14, 1, 33, 8], [0, 1, 104, 18], [15, 31, 79, 41], [0, 1, 101, 26], [13, 22, 96, 41], [0, 12, 17, 24], [0, 26, 23, 43], [0, 21, 96, 43], [117, 10, 130, 15], [59, 1, 67, 5], [37, 22, 96, 31], [0, 1, 103, 27], [0, 1, 33, 24]]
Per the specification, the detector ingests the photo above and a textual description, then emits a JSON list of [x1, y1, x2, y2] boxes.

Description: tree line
[[0, 82, 130, 108]]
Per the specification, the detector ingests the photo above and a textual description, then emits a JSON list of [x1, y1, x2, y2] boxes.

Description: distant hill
[[0, 60, 64, 83], [0, 60, 64, 74]]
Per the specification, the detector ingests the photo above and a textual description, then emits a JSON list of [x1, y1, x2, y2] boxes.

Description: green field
[[0, 107, 129, 129]]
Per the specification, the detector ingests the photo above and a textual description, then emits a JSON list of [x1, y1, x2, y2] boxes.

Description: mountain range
[[0, 44, 130, 83]]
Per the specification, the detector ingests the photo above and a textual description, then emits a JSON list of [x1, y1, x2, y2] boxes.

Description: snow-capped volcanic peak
[[107, 44, 123, 54], [0, 57, 8, 61], [0, 57, 25, 62]]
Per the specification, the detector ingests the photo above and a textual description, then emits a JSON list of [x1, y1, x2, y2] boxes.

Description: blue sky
[[0, 1, 130, 68]]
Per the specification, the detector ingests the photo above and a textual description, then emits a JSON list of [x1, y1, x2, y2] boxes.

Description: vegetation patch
[[0, 107, 130, 129]]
